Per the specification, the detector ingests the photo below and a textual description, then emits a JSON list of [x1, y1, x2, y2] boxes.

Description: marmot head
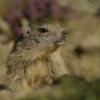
[[13, 23, 68, 58]]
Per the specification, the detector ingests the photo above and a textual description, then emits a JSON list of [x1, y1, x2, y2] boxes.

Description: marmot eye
[[38, 28, 48, 33]]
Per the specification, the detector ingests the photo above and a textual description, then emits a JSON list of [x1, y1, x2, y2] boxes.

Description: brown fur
[[6, 23, 69, 91]]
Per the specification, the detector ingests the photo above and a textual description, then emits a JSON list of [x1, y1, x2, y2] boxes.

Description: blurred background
[[0, 0, 100, 100]]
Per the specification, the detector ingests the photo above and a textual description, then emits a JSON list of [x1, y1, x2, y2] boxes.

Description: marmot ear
[[22, 24, 32, 38]]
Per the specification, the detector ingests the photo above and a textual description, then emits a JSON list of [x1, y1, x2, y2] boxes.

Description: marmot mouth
[[56, 30, 68, 45], [57, 39, 65, 45], [56, 36, 66, 45]]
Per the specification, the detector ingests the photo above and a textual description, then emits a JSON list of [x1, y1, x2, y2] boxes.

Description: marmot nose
[[57, 30, 68, 45], [62, 30, 68, 37]]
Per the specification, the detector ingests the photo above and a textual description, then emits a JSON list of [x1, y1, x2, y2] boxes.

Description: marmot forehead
[[40, 24, 65, 31]]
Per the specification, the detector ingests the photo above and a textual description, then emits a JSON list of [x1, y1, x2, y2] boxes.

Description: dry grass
[[61, 15, 100, 81]]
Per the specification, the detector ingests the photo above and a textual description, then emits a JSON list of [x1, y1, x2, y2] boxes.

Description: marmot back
[[7, 23, 69, 91]]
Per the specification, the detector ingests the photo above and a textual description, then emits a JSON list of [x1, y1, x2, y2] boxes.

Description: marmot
[[6, 23, 69, 91]]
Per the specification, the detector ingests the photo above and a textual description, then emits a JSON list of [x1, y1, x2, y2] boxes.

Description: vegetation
[[0, 0, 100, 100]]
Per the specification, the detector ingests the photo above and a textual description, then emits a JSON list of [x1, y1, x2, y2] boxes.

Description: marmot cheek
[[47, 43, 55, 48]]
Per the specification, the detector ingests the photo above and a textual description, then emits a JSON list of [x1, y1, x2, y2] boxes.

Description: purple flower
[[24, 0, 50, 20], [16, 0, 23, 6], [5, 8, 22, 37], [4, 0, 71, 39], [14, 26, 22, 37], [5, 8, 22, 26]]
